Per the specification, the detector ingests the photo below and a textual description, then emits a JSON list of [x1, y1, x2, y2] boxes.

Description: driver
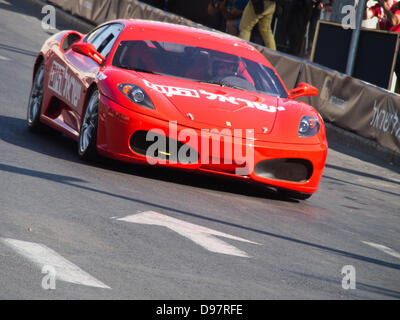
[[210, 52, 240, 78]]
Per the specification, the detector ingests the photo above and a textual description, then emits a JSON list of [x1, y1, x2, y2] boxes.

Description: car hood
[[140, 74, 282, 135]]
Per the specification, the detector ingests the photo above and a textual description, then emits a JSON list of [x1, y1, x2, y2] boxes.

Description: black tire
[[27, 63, 45, 132], [78, 89, 99, 161], [278, 189, 313, 200]]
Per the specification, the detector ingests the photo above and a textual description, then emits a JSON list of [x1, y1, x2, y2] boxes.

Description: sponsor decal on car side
[[48, 61, 82, 108]]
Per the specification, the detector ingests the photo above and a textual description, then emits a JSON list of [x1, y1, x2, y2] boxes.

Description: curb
[[325, 122, 400, 168], [26, 0, 400, 168]]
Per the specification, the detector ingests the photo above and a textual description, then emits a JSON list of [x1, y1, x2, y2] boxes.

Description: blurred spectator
[[287, 0, 314, 56], [366, 0, 400, 82], [306, 0, 331, 56], [362, 1, 379, 29], [365, 0, 399, 29], [207, 0, 228, 31], [208, 0, 249, 35], [321, 0, 333, 20], [220, 0, 249, 35], [239, 0, 277, 50]]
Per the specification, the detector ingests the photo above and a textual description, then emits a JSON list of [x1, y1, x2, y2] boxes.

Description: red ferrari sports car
[[27, 19, 328, 199]]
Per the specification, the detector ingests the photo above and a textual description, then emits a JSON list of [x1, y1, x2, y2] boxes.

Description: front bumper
[[97, 95, 328, 194]]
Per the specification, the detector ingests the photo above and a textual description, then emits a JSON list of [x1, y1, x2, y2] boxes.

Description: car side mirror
[[288, 82, 318, 99], [71, 42, 105, 65]]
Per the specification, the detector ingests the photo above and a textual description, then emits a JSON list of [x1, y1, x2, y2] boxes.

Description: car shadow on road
[[0, 115, 298, 203], [1, 161, 399, 273]]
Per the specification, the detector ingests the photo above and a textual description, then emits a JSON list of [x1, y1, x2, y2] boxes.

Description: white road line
[[117, 211, 261, 258], [362, 241, 400, 260], [1, 238, 110, 289], [0, 55, 11, 61]]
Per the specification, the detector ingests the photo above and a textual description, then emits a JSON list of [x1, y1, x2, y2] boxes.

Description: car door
[[61, 23, 123, 133]]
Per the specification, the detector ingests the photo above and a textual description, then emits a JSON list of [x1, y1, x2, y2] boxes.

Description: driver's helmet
[[210, 51, 240, 77]]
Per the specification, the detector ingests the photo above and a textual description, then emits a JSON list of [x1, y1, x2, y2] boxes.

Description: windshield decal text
[[143, 80, 285, 113]]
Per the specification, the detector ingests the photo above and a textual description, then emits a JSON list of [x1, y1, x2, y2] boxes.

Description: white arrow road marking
[[0, 55, 11, 61], [362, 241, 400, 260], [1, 238, 110, 289], [117, 211, 261, 258]]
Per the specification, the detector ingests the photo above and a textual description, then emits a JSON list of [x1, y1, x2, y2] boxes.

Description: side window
[[86, 24, 123, 58], [97, 24, 123, 57], [85, 25, 109, 47]]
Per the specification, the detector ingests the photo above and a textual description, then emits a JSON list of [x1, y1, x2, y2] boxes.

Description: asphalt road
[[0, 0, 399, 300]]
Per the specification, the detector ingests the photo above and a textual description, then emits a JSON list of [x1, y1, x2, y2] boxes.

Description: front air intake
[[130, 130, 199, 164], [254, 158, 313, 182]]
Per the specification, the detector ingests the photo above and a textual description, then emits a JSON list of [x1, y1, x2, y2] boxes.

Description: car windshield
[[112, 40, 288, 98]]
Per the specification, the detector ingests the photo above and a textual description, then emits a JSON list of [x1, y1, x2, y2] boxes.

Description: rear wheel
[[27, 63, 45, 132], [78, 89, 99, 161]]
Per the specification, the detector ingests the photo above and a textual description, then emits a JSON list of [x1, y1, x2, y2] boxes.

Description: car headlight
[[118, 83, 155, 109], [298, 116, 320, 137]]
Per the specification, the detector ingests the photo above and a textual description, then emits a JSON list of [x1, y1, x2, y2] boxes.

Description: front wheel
[[78, 89, 99, 161], [27, 63, 45, 132]]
